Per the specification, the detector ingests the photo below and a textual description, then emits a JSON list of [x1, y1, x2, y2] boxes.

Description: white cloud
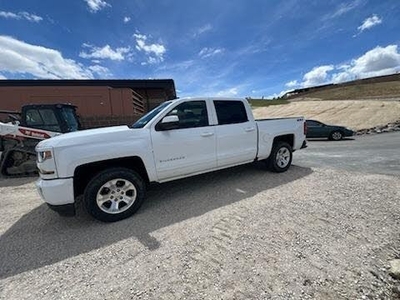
[[134, 33, 166, 64], [0, 11, 42, 22], [326, 0, 364, 19], [198, 47, 224, 59], [267, 89, 293, 99], [84, 0, 110, 12], [88, 65, 111, 77], [285, 80, 299, 88], [334, 45, 400, 81], [331, 71, 353, 83], [80, 44, 130, 61], [285, 45, 400, 90], [123, 16, 131, 23], [216, 87, 239, 97], [157, 60, 195, 72], [302, 65, 334, 87], [358, 15, 382, 32], [0, 74, 6, 79], [193, 24, 213, 37], [0, 35, 93, 79], [0, 11, 18, 19], [19, 12, 43, 22]]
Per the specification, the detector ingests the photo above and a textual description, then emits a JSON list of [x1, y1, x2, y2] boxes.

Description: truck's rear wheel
[[84, 168, 145, 222], [267, 142, 293, 173]]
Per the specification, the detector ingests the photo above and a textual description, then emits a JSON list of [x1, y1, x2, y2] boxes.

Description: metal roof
[[0, 79, 176, 99]]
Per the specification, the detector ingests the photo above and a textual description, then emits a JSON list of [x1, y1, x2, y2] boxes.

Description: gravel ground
[[1, 163, 399, 299], [293, 132, 400, 176]]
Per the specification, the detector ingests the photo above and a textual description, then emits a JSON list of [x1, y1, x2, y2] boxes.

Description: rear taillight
[[304, 122, 307, 135]]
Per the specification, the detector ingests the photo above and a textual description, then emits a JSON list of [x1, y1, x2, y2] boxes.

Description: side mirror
[[156, 115, 180, 131]]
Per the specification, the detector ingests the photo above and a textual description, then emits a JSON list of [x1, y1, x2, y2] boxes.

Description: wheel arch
[[267, 138, 293, 173], [272, 134, 294, 148], [73, 156, 150, 198]]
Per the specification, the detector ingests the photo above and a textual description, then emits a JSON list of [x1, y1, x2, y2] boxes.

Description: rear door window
[[214, 101, 248, 125]]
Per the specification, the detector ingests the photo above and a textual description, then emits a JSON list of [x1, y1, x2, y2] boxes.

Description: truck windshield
[[132, 101, 172, 128]]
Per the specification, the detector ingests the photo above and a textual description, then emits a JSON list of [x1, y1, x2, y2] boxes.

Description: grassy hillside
[[291, 81, 400, 100], [287, 74, 400, 101], [247, 99, 289, 107]]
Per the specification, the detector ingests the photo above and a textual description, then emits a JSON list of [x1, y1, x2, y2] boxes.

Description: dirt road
[[1, 161, 399, 299]]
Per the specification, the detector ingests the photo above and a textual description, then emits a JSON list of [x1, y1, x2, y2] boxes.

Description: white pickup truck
[[36, 97, 307, 222]]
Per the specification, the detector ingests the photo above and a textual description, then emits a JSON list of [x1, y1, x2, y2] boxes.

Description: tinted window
[[214, 101, 248, 125], [25, 109, 61, 132], [25, 109, 42, 126], [61, 107, 79, 132], [164, 101, 208, 129], [306, 120, 322, 127]]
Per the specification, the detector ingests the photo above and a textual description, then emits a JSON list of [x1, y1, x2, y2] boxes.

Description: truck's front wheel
[[267, 142, 293, 173], [84, 168, 145, 222]]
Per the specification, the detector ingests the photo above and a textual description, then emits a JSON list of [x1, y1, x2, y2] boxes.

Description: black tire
[[267, 142, 293, 173], [0, 150, 12, 176], [329, 130, 343, 141], [84, 168, 146, 222], [0, 149, 37, 177]]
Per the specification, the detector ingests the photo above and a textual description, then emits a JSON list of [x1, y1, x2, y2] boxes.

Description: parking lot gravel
[[294, 132, 400, 176], [1, 160, 399, 299]]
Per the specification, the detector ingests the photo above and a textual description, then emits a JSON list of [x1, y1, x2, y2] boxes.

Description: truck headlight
[[38, 150, 53, 163]]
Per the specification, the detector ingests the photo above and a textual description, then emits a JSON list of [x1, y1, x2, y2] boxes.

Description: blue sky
[[0, 0, 399, 98]]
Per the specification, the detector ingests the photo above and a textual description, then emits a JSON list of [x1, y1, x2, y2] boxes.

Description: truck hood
[[36, 126, 145, 150]]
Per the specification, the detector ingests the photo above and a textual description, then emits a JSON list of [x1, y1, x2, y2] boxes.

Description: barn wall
[[0, 86, 146, 128]]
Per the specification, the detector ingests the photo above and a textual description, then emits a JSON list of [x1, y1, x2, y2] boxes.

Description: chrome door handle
[[245, 127, 255, 132], [201, 132, 214, 137]]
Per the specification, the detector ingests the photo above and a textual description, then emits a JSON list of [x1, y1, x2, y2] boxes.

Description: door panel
[[215, 122, 257, 167], [213, 100, 257, 167], [151, 100, 217, 181], [307, 121, 329, 138], [307, 126, 318, 138], [151, 128, 216, 180]]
